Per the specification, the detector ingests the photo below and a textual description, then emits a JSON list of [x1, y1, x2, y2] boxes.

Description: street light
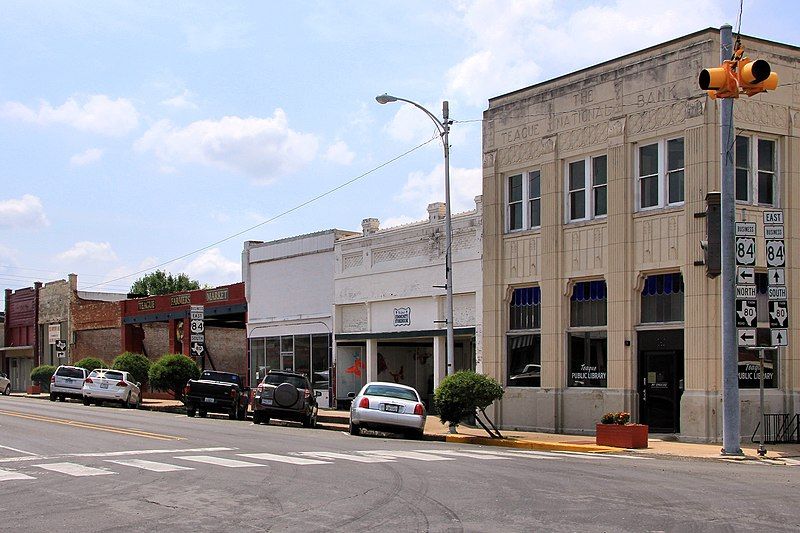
[[375, 93, 455, 378]]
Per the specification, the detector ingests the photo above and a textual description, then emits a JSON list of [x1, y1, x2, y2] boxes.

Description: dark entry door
[[638, 330, 684, 433]]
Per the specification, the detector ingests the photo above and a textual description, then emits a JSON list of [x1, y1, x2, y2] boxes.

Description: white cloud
[[384, 102, 442, 144], [161, 89, 199, 110], [447, 0, 723, 106], [1, 94, 139, 136], [134, 109, 319, 183], [397, 164, 482, 214], [324, 140, 355, 165], [70, 148, 103, 167], [183, 248, 241, 286], [0, 194, 49, 229], [57, 241, 118, 263]]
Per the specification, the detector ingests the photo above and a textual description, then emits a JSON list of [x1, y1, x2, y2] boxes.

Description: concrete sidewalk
[[10, 393, 800, 462]]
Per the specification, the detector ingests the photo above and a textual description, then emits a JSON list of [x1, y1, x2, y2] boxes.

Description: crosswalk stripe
[[0, 468, 35, 481], [359, 450, 455, 462], [415, 449, 508, 460], [35, 462, 116, 477], [106, 459, 194, 472], [297, 452, 395, 463], [239, 453, 332, 465], [175, 455, 266, 468]]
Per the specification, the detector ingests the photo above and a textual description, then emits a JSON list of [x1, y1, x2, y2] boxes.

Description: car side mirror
[[136, 382, 141, 388], [347, 392, 356, 399], [314, 390, 322, 397]]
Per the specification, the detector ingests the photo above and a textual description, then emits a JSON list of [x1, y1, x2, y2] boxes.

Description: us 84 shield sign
[[735, 237, 756, 266]]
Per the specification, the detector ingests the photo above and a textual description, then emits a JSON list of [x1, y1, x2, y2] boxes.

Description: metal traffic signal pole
[[719, 24, 743, 456]]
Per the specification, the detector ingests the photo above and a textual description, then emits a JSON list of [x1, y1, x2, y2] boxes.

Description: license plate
[[261, 398, 273, 405], [204, 397, 215, 403], [100, 382, 109, 389], [383, 404, 400, 413]]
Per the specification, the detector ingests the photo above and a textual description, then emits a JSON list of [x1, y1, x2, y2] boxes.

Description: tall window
[[507, 287, 541, 387], [641, 273, 684, 323], [250, 334, 331, 387], [506, 170, 542, 231], [569, 280, 607, 388], [637, 137, 685, 210], [735, 135, 777, 206], [567, 155, 607, 222]]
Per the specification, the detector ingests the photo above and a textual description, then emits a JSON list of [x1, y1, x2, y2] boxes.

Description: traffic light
[[703, 192, 721, 278], [699, 48, 779, 99]]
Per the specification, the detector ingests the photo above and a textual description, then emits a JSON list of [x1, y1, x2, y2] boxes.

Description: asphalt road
[[0, 396, 798, 533]]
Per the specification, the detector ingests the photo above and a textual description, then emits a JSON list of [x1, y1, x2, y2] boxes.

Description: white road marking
[[0, 468, 35, 481], [64, 447, 235, 458], [35, 462, 116, 477], [297, 452, 395, 463], [416, 449, 508, 460], [359, 450, 455, 462], [106, 459, 194, 472], [0, 444, 40, 456], [505, 450, 611, 460], [175, 455, 267, 468], [0, 456, 41, 464], [239, 453, 332, 465]]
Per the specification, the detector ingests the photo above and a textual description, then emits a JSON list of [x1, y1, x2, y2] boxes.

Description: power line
[[84, 135, 439, 290]]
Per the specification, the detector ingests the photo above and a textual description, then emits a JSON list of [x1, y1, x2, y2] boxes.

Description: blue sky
[[1, 0, 798, 302]]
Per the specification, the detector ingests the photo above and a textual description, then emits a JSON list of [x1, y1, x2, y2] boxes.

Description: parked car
[[349, 382, 426, 439], [184, 371, 249, 420], [50, 365, 88, 402], [252, 371, 318, 428], [82, 369, 141, 408], [0, 372, 10, 396]]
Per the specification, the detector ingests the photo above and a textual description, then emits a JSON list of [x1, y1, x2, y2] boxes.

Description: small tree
[[434, 370, 504, 435], [74, 357, 107, 372], [148, 354, 201, 399], [130, 270, 201, 296], [30, 365, 56, 391], [112, 352, 151, 386]]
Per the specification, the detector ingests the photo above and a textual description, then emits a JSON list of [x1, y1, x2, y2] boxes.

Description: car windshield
[[202, 371, 239, 383], [262, 374, 306, 388], [363, 384, 418, 402], [57, 367, 85, 378]]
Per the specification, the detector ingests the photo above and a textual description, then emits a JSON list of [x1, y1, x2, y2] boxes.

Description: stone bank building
[[481, 29, 799, 441]]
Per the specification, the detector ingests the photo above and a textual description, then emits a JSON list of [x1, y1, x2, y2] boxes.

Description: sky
[[1, 0, 798, 305]]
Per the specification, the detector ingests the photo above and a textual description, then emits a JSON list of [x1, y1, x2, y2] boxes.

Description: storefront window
[[311, 334, 330, 389], [568, 331, 607, 387], [507, 335, 540, 387], [738, 349, 777, 389], [570, 281, 607, 327], [510, 286, 541, 330], [294, 335, 311, 376], [641, 273, 684, 323], [266, 337, 280, 372]]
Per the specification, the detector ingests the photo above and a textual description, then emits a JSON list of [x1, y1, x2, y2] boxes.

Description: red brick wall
[[72, 299, 121, 331], [72, 329, 121, 363]]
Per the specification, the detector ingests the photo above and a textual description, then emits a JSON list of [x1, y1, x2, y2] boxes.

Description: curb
[[442, 434, 622, 453]]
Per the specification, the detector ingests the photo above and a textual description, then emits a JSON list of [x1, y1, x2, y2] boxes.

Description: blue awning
[[571, 281, 606, 301], [642, 273, 684, 296], [513, 287, 541, 306]]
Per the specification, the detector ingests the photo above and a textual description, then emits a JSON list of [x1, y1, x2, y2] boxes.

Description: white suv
[[50, 365, 88, 402]]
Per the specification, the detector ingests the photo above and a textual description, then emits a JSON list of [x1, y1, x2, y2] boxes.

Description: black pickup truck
[[184, 371, 249, 420]]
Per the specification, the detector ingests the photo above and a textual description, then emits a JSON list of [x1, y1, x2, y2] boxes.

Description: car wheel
[[349, 421, 361, 436], [237, 404, 247, 421], [58, 395, 66, 402], [49, 393, 56, 402], [83, 397, 91, 406], [3, 385, 10, 396], [187, 407, 196, 417], [198, 410, 207, 418], [124, 393, 132, 408], [252, 411, 261, 424], [406, 428, 424, 440]]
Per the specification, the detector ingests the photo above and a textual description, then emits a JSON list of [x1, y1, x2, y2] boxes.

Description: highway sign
[[766, 240, 785, 267], [736, 267, 755, 284], [768, 286, 787, 300], [768, 268, 785, 286], [738, 329, 756, 347], [764, 225, 784, 240], [771, 329, 788, 347], [190, 342, 206, 357], [769, 300, 789, 328], [735, 237, 756, 265], [763, 211, 783, 225], [736, 285, 757, 299], [736, 300, 757, 328], [55, 339, 67, 358], [735, 221, 756, 237]]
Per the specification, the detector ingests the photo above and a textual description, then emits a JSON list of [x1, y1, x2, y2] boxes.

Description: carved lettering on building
[[137, 299, 155, 311], [634, 85, 678, 108], [205, 288, 229, 302], [170, 294, 191, 306]]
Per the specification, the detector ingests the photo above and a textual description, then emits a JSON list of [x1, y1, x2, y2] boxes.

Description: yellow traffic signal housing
[[737, 57, 779, 96], [699, 60, 739, 99], [699, 48, 779, 99]]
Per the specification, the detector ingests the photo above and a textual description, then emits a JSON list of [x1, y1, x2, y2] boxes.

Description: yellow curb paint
[[443, 435, 622, 453]]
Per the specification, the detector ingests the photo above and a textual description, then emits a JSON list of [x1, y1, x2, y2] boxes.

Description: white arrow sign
[[768, 268, 785, 286], [738, 329, 756, 347], [736, 267, 755, 285], [771, 329, 788, 347]]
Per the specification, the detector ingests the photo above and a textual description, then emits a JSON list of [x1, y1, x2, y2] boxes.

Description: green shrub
[[434, 370, 504, 427], [148, 354, 201, 399], [30, 365, 56, 389], [111, 352, 151, 386], [74, 357, 107, 372]]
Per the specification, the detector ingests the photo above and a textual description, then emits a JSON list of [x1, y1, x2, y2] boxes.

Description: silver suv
[[50, 365, 88, 402], [252, 371, 318, 428]]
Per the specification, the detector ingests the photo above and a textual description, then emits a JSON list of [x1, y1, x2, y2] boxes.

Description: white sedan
[[349, 382, 426, 439], [0, 372, 10, 395], [82, 369, 141, 408]]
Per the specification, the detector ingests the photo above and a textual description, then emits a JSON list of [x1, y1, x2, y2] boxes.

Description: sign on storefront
[[393, 307, 411, 327]]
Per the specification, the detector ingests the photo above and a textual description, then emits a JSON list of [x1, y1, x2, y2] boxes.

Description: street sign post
[[762, 210, 789, 351], [54, 339, 67, 359], [189, 304, 206, 369]]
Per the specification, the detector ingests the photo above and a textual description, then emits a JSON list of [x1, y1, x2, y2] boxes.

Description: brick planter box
[[26, 385, 42, 395], [595, 423, 649, 448]]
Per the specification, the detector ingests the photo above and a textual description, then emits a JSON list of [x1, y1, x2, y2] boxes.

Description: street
[[0, 396, 798, 532]]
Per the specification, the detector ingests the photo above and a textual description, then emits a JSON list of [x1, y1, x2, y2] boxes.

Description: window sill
[[564, 218, 607, 229], [504, 227, 542, 237], [632, 205, 685, 219]]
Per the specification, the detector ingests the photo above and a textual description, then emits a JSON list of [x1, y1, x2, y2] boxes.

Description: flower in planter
[[614, 412, 631, 425], [600, 412, 617, 424]]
